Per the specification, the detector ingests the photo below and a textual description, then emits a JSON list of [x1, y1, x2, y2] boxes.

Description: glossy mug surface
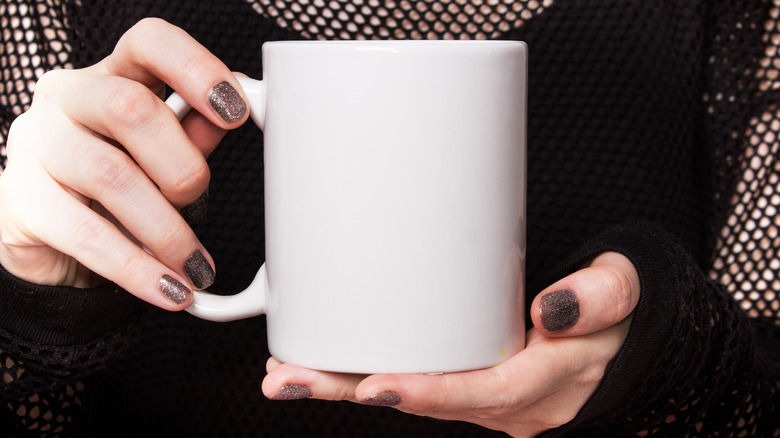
[[169, 40, 527, 374]]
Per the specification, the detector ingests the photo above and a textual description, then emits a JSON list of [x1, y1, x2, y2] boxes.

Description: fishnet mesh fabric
[[0, 0, 73, 170], [0, 326, 134, 436], [708, 1, 780, 322], [0, 0, 778, 437], [243, 0, 552, 40]]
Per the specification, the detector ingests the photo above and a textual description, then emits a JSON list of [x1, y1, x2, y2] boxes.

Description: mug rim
[[262, 39, 526, 50]]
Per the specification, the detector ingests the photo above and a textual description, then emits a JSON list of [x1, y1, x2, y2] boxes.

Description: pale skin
[[0, 18, 245, 309], [0, 19, 641, 437]]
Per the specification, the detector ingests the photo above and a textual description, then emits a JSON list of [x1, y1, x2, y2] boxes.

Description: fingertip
[[159, 276, 190, 305], [261, 362, 292, 398], [354, 374, 396, 400], [156, 273, 193, 309], [533, 251, 640, 337], [355, 374, 431, 410], [183, 249, 215, 290], [261, 363, 318, 401], [537, 288, 580, 333], [207, 79, 248, 126], [180, 191, 209, 226], [359, 390, 403, 407], [267, 384, 313, 401]]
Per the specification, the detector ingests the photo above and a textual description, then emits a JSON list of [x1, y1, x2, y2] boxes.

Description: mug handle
[[165, 76, 268, 322]]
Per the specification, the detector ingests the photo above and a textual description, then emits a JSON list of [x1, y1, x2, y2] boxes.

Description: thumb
[[531, 252, 640, 336]]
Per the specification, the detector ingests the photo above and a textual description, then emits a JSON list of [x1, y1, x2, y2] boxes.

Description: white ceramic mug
[[167, 40, 527, 374]]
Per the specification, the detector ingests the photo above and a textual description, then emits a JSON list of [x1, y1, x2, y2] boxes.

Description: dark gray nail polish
[[184, 250, 215, 290], [360, 391, 402, 407], [181, 192, 209, 225], [270, 384, 313, 401], [540, 288, 579, 332], [159, 275, 191, 304], [208, 81, 246, 123]]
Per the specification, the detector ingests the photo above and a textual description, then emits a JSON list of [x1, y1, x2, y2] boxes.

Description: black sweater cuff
[[0, 263, 147, 347]]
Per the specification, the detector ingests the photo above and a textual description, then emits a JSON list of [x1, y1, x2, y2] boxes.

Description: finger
[[102, 17, 248, 129], [175, 71, 244, 156], [38, 70, 211, 210], [176, 110, 227, 223], [180, 109, 228, 157], [531, 252, 640, 336], [16, 170, 194, 310], [38, 123, 215, 290], [350, 337, 575, 428], [262, 359, 366, 402], [354, 348, 559, 415], [353, 324, 630, 435]]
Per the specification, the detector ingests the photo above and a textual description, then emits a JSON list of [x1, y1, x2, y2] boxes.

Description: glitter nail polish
[[184, 250, 215, 290], [540, 288, 580, 332], [159, 275, 191, 304], [270, 384, 313, 401], [208, 81, 246, 123], [181, 192, 209, 225], [360, 391, 402, 407]]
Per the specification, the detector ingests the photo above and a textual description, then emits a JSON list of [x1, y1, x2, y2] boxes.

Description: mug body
[[262, 40, 527, 373]]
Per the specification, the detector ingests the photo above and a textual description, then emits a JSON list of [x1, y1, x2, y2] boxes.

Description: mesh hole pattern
[[0, 0, 73, 169], [707, 0, 780, 322], [0, 1, 778, 437], [243, 0, 552, 40], [1, 325, 135, 437], [4, 378, 84, 437]]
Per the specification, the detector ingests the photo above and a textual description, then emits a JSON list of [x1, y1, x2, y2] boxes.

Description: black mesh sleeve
[[0, 263, 148, 435]]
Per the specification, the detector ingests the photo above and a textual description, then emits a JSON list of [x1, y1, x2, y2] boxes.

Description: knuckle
[[104, 82, 161, 131], [579, 360, 609, 387], [151, 222, 183, 255], [89, 150, 138, 196], [6, 112, 35, 158], [126, 17, 171, 42], [120, 250, 149, 288], [71, 214, 113, 251], [175, 51, 215, 86], [125, 20, 217, 90], [32, 69, 70, 100], [601, 266, 636, 322], [7, 110, 33, 133], [333, 384, 355, 402], [163, 160, 211, 201]]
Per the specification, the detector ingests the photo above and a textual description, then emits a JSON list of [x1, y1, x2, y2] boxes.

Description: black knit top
[[0, 0, 778, 436]]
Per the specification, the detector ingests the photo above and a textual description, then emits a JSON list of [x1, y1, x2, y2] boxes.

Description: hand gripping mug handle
[[165, 76, 268, 322]]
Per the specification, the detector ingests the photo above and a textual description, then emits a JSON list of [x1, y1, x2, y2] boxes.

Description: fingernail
[[159, 275, 191, 304], [360, 391, 402, 407], [181, 192, 209, 225], [270, 384, 312, 401], [540, 288, 579, 332], [208, 81, 246, 123], [184, 250, 215, 290]]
